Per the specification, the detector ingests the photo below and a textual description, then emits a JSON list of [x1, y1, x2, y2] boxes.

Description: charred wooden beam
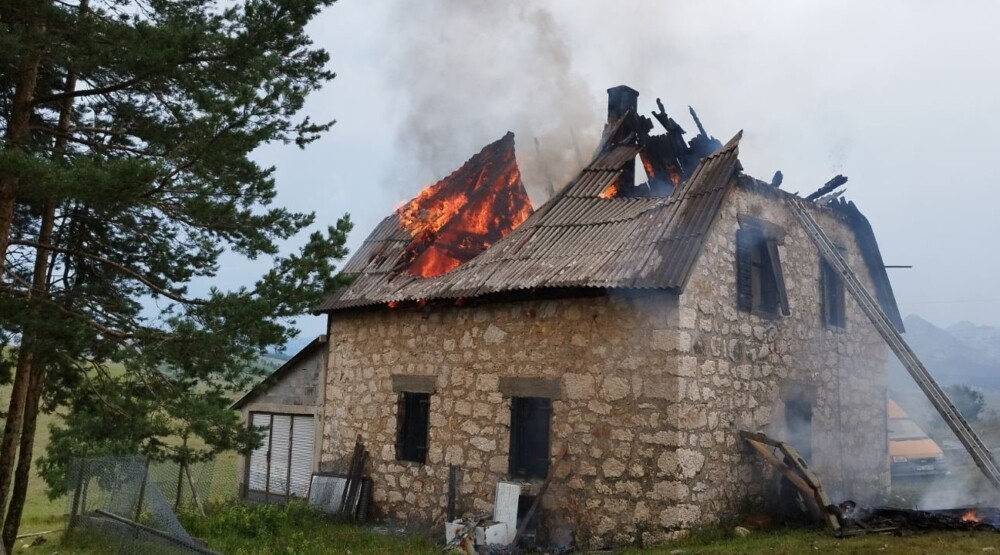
[[805, 175, 848, 201], [652, 98, 688, 152], [689, 105, 708, 137]]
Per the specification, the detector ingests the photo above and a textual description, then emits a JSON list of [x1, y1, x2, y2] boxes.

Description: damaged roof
[[316, 85, 903, 332], [317, 131, 741, 311]]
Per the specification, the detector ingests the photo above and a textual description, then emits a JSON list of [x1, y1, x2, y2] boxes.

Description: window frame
[[395, 391, 431, 464], [820, 257, 846, 329], [736, 218, 790, 318], [508, 396, 553, 480]]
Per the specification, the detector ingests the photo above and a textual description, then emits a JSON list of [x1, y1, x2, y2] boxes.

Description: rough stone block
[[601, 376, 630, 401]]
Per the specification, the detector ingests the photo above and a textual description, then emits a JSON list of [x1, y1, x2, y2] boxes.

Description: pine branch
[[8, 240, 205, 305]]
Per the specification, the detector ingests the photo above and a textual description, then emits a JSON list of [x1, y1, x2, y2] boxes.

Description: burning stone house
[[237, 85, 904, 547]]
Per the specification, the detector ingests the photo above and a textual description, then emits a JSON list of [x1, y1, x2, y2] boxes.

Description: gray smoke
[[382, 0, 601, 203]]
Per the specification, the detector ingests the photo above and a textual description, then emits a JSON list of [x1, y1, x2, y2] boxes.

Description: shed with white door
[[232, 336, 328, 502]]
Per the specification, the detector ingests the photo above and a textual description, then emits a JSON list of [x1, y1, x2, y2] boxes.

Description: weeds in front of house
[[175, 501, 439, 555]]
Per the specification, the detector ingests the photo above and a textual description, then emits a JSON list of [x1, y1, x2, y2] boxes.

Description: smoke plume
[[382, 1, 601, 204]]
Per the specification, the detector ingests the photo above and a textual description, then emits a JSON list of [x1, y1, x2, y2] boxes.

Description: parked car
[[888, 399, 948, 478]]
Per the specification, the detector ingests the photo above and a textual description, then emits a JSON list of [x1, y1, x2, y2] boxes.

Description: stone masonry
[[320, 180, 890, 547]]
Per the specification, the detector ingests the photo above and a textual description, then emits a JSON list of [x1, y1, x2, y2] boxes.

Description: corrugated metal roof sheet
[[314, 131, 744, 313]]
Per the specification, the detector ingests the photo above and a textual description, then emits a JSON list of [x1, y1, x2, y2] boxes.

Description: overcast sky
[[233, 1, 1000, 346]]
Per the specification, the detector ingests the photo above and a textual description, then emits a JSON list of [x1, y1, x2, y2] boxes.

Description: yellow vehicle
[[888, 399, 947, 478]]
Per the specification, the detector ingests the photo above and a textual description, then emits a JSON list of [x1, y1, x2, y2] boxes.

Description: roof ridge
[[717, 130, 743, 155]]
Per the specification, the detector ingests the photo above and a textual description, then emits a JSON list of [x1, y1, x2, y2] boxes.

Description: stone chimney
[[606, 85, 639, 123], [605, 85, 639, 195]]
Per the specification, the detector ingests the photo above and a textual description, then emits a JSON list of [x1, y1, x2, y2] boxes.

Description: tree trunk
[[0, 6, 83, 542], [0, 349, 35, 535], [0, 45, 44, 524], [0, 45, 43, 275], [1, 362, 46, 553], [0, 29, 45, 523], [0, 202, 55, 546]]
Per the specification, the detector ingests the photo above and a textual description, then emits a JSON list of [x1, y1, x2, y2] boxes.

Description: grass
[[6, 377, 1000, 553], [623, 527, 1000, 554], [45, 504, 1000, 555], [178, 502, 439, 555]]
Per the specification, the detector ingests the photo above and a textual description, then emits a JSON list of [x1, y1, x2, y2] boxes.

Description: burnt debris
[[805, 174, 848, 201], [601, 85, 723, 199]]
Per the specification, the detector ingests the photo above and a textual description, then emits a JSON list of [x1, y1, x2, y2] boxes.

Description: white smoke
[[381, 0, 601, 203]]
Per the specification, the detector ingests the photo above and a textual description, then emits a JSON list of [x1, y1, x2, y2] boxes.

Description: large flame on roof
[[395, 132, 533, 278]]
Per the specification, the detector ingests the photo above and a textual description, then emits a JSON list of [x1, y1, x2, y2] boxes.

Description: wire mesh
[[65, 454, 237, 555]]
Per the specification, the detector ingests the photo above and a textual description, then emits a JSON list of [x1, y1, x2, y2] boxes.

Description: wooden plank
[[744, 438, 814, 498], [740, 431, 840, 531], [513, 445, 568, 545], [339, 437, 363, 515]]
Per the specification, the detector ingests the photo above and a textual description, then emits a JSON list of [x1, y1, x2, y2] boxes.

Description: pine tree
[[0, 0, 346, 547]]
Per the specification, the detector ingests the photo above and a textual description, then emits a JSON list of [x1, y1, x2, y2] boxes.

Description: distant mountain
[[890, 315, 1000, 390], [949, 321, 1000, 363]]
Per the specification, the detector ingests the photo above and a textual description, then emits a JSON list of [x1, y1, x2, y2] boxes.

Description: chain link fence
[[64, 454, 239, 554]]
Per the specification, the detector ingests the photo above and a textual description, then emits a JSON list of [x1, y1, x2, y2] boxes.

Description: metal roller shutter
[[248, 413, 271, 493], [289, 416, 315, 497], [269, 415, 292, 496]]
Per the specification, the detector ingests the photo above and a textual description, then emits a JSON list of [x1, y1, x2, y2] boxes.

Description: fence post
[[175, 436, 188, 510], [134, 456, 150, 525], [185, 462, 206, 516]]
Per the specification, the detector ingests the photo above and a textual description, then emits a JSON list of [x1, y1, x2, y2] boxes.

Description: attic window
[[821, 258, 846, 328], [736, 217, 789, 317], [395, 392, 430, 464]]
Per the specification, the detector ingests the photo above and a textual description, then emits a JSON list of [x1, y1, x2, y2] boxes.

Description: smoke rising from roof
[[383, 0, 601, 204]]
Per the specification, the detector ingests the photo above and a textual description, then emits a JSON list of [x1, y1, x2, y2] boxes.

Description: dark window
[[509, 397, 552, 480], [736, 227, 789, 316], [820, 258, 845, 328], [395, 392, 430, 463]]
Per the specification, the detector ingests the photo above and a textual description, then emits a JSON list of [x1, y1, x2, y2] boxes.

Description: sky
[[231, 0, 1000, 348]]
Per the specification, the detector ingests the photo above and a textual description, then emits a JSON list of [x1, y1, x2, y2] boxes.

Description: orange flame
[[667, 163, 682, 186], [598, 179, 620, 200], [395, 133, 533, 278], [961, 510, 979, 523], [639, 153, 656, 181]]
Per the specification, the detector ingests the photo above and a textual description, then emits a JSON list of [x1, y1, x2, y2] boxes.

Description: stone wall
[[675, 182, 890, 516], [320, 182, 890, 547], [250, 347, 325, 408], [324, 292, 689, 545]]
